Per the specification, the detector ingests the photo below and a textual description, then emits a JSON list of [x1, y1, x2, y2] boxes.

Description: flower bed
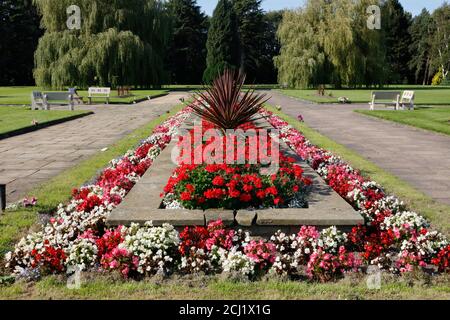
[[4, 106, 449, 283], [161, 120, 312, 210]]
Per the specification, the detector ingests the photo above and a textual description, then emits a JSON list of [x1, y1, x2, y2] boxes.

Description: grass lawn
[[1, 103, 449, 299], [1, 273, 449, 300], [279, 85, 450, 105], [0, 106, 91, 137], [355, 106, 450, 136], [0, 87, 169, 105]]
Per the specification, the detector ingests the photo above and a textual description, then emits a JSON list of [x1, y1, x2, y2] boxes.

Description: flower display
[[162, 119, 312, 210], [4, 105, 449, 284]]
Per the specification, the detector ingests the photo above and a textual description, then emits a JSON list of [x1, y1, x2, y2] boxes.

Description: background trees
[[166, 0, 208, 85], [203, 0, 240, 83], [409, 9, 435, 85], [430, 3, 450, 84], [1, 0, 449, 87], [0, 0, 42, 85], [381, 0, 413, 84], [275, 0, 386, 88], [33, 0, 171, 89]]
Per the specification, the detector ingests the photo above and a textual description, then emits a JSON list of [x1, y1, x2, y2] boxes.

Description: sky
[[197, 0, 447, 16]]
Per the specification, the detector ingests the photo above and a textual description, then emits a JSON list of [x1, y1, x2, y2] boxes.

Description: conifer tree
[[381, 0, 413, 84], [409, 9, 434, 84], [166, 0, 208, 84], [203, 0, 240, 83]]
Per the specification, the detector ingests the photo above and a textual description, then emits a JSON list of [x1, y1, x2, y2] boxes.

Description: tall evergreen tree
[[203, 0, 240, 83], [231, 0, 265, 82], [256, 10, 283, 84], [409, 9, 434, 84], [0, 0, 42, 85], [33, 0, 171, 89], [166, 0, 208, 84], [381, 0, 413, 84]]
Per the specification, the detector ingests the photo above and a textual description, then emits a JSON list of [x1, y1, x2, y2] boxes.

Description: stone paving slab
[[0, 92, 188, 203], [266, 91, 450, 205]]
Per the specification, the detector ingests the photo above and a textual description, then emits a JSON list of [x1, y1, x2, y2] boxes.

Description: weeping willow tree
[[33, 0, 171, 89], [275, 0, 386, 88]]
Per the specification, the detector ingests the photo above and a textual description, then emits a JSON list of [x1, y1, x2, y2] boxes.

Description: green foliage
[[232, 0, 265, 81], [409, 9, 435, 85], [203, 0, 240, 83], [32, 0, 171, 89], [0, 0, 42, 85], [432, 67, 444, 86], [166, 0, 208, 84], [381, 0, 413, 84], [275, 0, 386, 88], [430, 3, 450, 83]]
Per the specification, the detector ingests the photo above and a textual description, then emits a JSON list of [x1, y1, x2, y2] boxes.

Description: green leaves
[[33, 0, 171, 89], [192, 69, 268, 131]]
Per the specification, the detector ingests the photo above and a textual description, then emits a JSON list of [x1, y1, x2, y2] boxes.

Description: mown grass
[[1, 273, 449, 300], [0, 87, 168, 105], [266, 105, 450, 236], [0, 106, 91, 136], [279, 85, 450, 105], [356, 107, 450, 136], [0, 104, 184, 261]]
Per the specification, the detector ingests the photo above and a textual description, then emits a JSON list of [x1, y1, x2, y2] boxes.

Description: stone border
[[107, 115, 364, 235]]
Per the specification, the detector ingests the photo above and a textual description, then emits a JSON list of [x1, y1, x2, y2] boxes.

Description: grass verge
[[265, 105, 450, 236], [355, 107, 450, 136], [0, 87, 169, 105], [0, 273, 449, 300], [279, 86, 450, 105], [0, 106, 92, 139], [0, 104, 184, 262]]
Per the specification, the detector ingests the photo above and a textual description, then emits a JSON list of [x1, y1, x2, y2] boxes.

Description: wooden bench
[[88, 87, 111, 104], [31, 91, 45, 110], [370, 91, 401, 110], [400, 90, 415, 110], [31, 92, 74, 111]]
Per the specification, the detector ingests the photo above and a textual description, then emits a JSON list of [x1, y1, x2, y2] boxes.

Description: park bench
[[399, 90, 415, 110], [31, 91, 75, 111], [369, 91, 401, 110], [369, 91, 415, 111], [31, 91, 45, 110], [88, 87, 111, 104]]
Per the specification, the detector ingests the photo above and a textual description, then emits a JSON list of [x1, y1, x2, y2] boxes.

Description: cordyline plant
[[191, 69, 270, 131]]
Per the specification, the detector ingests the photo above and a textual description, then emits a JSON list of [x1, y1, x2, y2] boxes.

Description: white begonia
[[382, 211, 430, 232], [219, 247, 255, 277], [120, 223, 180, 275], [66, 237, 98, 272], [318, 226, 347, 254]]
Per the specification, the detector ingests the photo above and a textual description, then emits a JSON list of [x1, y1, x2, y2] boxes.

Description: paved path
[[0, 92, 189, 203], [266, 91, 450, 205]]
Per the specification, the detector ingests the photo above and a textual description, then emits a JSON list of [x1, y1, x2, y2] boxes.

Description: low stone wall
[[107, 116, 364, 235]]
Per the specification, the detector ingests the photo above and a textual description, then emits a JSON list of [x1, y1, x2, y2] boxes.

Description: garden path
[[266, 91, 450, 206], [0, 92, 189, 203]]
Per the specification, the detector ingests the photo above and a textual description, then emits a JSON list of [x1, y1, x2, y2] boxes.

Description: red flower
[[181, 192, 192, 201], [212, 176, 225, 187]]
